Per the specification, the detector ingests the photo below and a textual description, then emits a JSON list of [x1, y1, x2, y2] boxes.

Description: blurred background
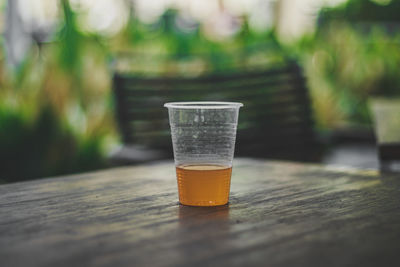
[[1, 0, 399, 183]]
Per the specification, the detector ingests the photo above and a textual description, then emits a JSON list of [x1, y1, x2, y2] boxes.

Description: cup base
[[179, 200, 229, 207]]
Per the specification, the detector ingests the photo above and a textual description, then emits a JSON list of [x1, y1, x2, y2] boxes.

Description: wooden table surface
[[1, 159, 400, 267]]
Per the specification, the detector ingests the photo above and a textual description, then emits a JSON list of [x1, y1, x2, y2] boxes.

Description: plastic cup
[[164, 101, 243, 206]]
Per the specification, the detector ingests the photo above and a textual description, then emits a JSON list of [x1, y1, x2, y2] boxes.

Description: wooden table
[[1, 159, 400, 267]]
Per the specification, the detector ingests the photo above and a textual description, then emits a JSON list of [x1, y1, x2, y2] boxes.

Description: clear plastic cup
[[164, 101, 243, 206]]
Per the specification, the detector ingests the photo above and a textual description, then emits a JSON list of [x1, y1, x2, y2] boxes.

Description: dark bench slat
[[122, 89, 310, 111], [122, 87, 308, 107], [128, 120, 314, 143], [114, 65, 300, 85], [119, 77, 305, 96], [123, 103, 312, 122]]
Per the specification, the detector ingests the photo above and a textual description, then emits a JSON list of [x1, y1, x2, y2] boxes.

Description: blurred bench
[[111, 62, 321, 164]]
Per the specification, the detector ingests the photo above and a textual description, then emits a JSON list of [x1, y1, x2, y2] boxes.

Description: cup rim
[[164, 101, 243, 109]]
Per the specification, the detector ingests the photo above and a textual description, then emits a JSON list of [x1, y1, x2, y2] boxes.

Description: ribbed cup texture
[[165, 102, 242, 206], [168, 108, 239, 167]]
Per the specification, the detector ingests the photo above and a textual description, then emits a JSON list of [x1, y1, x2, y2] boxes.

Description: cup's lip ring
[[164, 101, 243, 109]]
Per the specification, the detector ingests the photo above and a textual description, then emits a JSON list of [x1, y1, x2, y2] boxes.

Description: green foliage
[[2, 0, 400, 182], [293, 6, 400, 129], [0, 104, 105, 183], [58, 0, 83, 74], [319, 0, 400, 24], [115, 9, 286, 74], [0, 1, 113, 183]]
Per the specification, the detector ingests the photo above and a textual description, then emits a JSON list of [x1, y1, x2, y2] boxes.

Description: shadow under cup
[[164, 102, 243, 206]]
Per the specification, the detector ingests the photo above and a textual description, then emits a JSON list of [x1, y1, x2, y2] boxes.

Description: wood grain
[[1, 159, 400, 267]]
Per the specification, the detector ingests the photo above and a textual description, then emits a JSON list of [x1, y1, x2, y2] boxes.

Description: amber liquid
[[176, 164, 232, 206]]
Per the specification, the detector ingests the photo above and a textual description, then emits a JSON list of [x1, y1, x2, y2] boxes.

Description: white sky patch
[[71, 0, 129, 36], [17, 0, 350, 38], [18, 0, 60, 30], [134, 0, 173, 24]]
